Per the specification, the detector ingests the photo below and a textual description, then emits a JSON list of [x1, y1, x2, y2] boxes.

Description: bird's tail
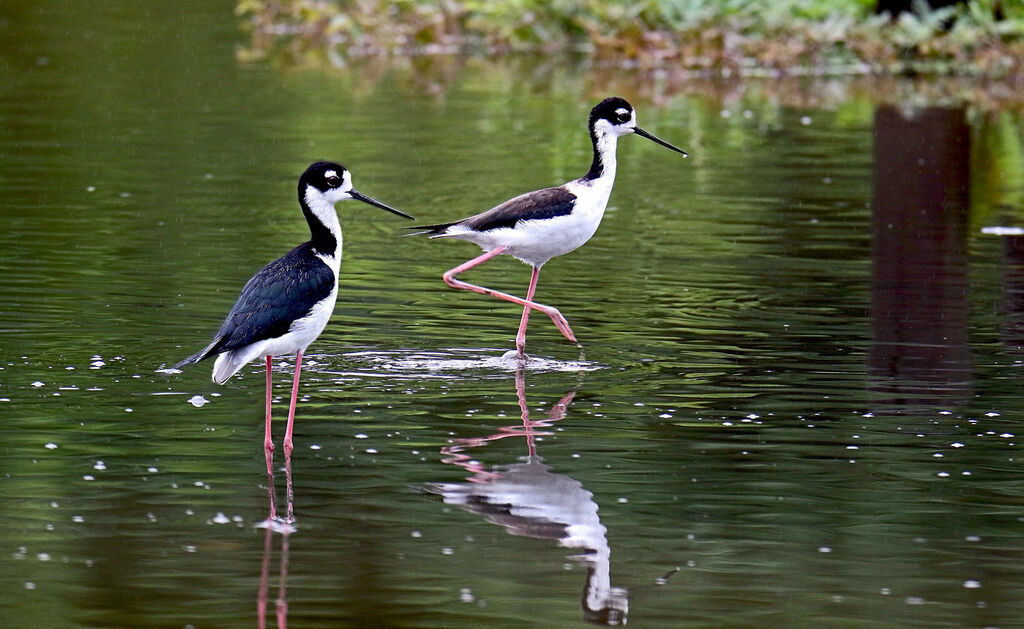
[[402, 222, 455, 237], [174, 337, 222, 370]]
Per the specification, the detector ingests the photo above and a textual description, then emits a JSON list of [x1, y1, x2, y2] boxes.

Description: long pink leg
[[263, 356, 278, 521], [443, 246, 577, 344], [264, 356, 274, 454], [283, 351, 302, 456], [514, 266, 541, 359]]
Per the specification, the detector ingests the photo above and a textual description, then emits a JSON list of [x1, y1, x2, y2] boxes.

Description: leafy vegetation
[[236, 0, 1024, 77]]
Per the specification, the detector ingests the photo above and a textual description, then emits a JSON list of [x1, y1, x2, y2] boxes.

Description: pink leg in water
[[443, 246, 577, 347], [514, 266, 541, 359], [264, 356, 274, 454], [263, 356, 278, 521], [283, 351, 302, 457]]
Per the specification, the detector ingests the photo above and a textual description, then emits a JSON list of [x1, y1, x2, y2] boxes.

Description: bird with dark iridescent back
[[407, 97, 688, 360], [175, 161, 413, 470]]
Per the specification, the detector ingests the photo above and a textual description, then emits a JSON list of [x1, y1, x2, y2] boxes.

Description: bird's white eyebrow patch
[[325, 170, 337, 179], [615, 108, 629, 116]]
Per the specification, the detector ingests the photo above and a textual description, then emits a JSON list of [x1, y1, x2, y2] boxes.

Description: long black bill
[[350, 190, 415, 220], [633, 126, 689, 158]]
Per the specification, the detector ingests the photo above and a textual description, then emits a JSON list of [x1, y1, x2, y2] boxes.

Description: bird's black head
[[589, 97, 635, 129], [297, 160, 414, 220], [300, 161, 351, 195], [589, 96, 689, 157]]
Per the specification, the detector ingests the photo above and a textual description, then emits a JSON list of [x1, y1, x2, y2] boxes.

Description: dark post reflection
[[869, 104, 972, 408], [998, 236, 1024, 351], [427, 368, 628, 626]]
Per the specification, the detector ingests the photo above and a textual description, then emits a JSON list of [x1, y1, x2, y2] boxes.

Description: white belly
[[445, 177, 613, 267], [211, 286, 338, 384]]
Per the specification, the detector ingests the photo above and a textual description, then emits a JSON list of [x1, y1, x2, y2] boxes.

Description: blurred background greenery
[[237, 0, 1024, 78]]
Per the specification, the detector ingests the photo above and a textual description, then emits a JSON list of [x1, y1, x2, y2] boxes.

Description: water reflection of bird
[[427, 368, 629, 626], [174, 161, 412, 521], [257, 523, 291, 629], [407, 97, 688, 360]]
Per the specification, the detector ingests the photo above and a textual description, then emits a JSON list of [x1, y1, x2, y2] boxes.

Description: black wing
[[176, 242, 335, 366], [406, 186, 577, 235]]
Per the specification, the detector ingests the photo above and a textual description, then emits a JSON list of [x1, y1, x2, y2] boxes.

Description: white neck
[[303, 186, 343, 270]]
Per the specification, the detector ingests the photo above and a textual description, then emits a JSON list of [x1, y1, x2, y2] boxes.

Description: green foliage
[[236, 0, 1024, 77]]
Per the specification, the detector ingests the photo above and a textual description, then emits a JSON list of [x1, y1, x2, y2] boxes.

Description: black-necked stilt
[[175, 161, 413, 467], [407, 97, 687, 359]]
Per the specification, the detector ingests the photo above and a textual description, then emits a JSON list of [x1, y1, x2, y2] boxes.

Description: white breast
[[444, 176, 615, 268]]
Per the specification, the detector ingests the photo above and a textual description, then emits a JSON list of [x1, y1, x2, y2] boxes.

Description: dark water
[[3, 2, 1024, 628]]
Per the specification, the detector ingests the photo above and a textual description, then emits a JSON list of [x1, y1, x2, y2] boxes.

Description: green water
[[2, 2, 1024, 628]]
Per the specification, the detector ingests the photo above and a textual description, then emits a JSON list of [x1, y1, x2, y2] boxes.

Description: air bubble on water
[[31, 381, 45, 388], [93, 461, 106, 471], [459, 587, 475, 603], [963, 580, 981, 589], [44, 443, 57, 450], [210, 512, 230, 525], [187, 395, 209, 408]]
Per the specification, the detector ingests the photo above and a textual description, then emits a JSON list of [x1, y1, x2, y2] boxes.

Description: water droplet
[[44, 443, 57, 450], [963, 580, 981, 589]]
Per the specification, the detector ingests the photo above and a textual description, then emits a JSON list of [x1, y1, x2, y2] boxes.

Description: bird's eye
[[325, 175, 341, 188], [617, 111, 631, 124]]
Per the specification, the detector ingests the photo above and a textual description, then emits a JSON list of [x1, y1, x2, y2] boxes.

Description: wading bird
[[407, 97, 687, 359], [176, 161, 413, 465]]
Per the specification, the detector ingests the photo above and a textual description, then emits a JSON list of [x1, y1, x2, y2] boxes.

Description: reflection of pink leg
[[443, 247, 577, 344], [257, 526, 272, 629], [514, 367, 537, 457], [276, 532, 291, 627], [515, 266, 541, 359], [283, 352, 302, 456]]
